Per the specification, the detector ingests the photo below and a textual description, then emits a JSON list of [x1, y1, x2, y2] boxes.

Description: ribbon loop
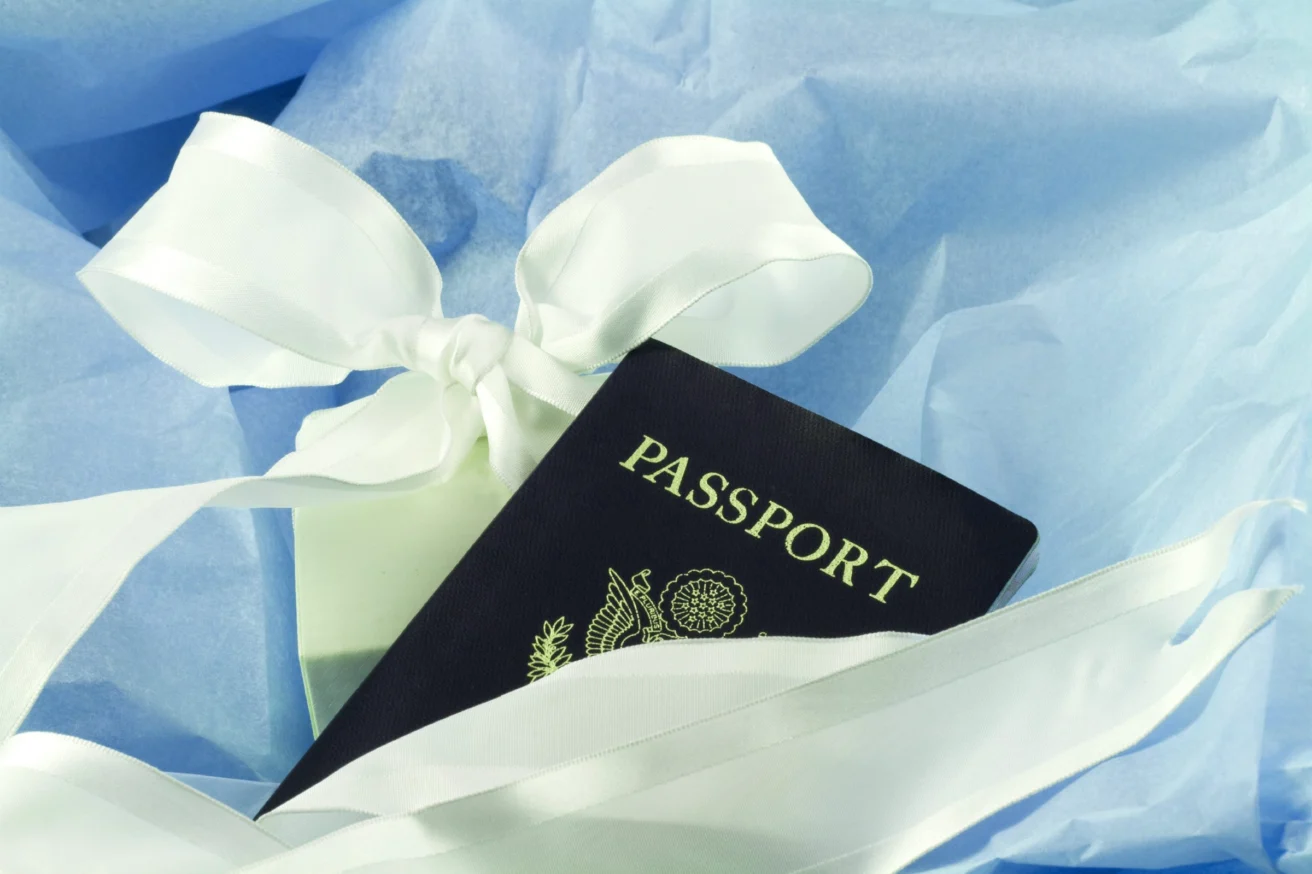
[[513, 135, 873, 370], [80, 113, 445, 390]]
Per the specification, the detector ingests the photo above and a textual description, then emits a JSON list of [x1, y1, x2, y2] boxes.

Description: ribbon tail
[[0, 732, 286, 869], [0, 473, 452, 745], [476, 368, 537, 490], [0, 372, 490, 743], [237, 502, 1299, 872], [0, 498, 1296, 869], [0, 480, 238, 739]]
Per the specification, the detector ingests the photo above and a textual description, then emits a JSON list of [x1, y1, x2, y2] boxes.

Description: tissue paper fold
[[4, 0, 1311, 872], [0, 127, 311, 782]]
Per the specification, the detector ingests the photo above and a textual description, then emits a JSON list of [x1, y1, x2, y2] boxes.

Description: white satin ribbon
[[0, 113, 871, 742], [0, 501, 1297, 872], [0, 111, 1297, 872]]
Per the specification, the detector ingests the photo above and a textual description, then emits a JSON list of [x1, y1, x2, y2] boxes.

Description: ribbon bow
[[0, 113, 871, 739], [80, 113, 871, 490]]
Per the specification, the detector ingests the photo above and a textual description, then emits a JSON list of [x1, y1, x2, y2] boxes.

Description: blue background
[[2, 1, 1310, 869]]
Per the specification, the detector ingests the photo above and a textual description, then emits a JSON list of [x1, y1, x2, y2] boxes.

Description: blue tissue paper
[[0, 131, 311, 781], [0, 0, 404, 232], [0, 0, 405, 150], [5, 2, 1312, 872]]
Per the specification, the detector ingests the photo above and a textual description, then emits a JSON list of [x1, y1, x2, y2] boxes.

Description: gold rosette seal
[[659, 569, 748, 637]]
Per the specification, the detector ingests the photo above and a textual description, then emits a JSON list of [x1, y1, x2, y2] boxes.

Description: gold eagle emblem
[[585, 568, 679, 656]]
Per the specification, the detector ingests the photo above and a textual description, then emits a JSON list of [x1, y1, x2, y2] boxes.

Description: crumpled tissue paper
[[5, 0, 1312, 865], [1, 130, 311, 789], [0, 0, 404, 232]]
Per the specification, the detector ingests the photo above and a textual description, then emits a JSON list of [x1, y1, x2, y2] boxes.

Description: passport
[[262, 339, 1040, 813]]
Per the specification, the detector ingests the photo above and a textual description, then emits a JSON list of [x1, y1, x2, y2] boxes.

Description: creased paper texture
[[0, 0, 405, 231], [0, 143, 312, 783], [3, 0, 1311, 871]]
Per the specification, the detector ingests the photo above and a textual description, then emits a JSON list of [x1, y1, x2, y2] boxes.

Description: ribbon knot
[[405, 314, 512, 394]]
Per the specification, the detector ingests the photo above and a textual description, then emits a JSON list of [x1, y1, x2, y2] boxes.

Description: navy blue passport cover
[[263, 339, 1038, 813]]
